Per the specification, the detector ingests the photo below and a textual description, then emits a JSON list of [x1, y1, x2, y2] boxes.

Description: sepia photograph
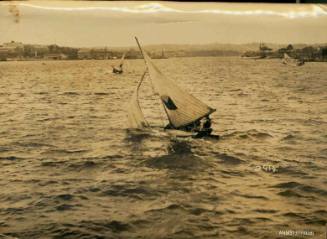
[[0, 1, 326, 238]]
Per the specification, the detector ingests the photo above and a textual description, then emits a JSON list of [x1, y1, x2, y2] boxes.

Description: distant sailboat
[[282, 53, 304, 66], [112, 52, 126, 74], [127, 37, 216, 138]]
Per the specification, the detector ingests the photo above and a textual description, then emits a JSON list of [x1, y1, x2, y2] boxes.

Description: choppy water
[[0, 57, 326, 239]]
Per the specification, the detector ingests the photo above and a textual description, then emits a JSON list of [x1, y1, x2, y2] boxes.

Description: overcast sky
[[1, 1, 327, 47]]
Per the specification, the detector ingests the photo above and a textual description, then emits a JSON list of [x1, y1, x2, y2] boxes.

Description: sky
[[0, 1, 327, 47]]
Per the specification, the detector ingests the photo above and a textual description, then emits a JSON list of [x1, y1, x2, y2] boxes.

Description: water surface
[[0, 57, 326, 238]]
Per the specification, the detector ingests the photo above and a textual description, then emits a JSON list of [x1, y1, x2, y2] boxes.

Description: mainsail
[[127, 70, 149, 128], [135, 37, 215, 128]]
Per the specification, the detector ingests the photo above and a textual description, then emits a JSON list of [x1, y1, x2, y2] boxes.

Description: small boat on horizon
[[112, 52, 126, 74], [282, 53, 305, 66]]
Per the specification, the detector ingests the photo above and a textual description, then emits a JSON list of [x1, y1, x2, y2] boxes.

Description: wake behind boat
[[127, 37, 218, 139]]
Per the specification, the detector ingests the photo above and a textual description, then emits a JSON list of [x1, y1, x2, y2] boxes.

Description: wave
[[213, 152, 244, 165], [44, 149, 89, 155], [66, 160, 99, 171], [282, 212, 326, 226], [55, 204, 74, 211], [236, 193, 268, 200], [273, 181, 327, 198], [0, 146, 10, 152], [146, 203, 187, 214], [93, 92, 109, 96], [143, 139, 206, 170], [14, 220, 131, 238], [0, 156, 24, 161], [253, 209, 278, 214], [281, 134, 296, 141], [278, 190, 310, 198], [220, 169, 245, 177], [276, 166, 308, 177], [100, 184, 160, 200], [222, 129, 273, 141], [55, 194, 74, 201], [16, 142, 55, 148], [34, 91, 48, 95], [61, 92, 80, 96]]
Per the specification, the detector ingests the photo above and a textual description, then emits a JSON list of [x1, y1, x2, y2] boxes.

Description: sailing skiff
[[112, 52, 126, 74], [282, 53, 305, 66], [127, 37, 217, 138]]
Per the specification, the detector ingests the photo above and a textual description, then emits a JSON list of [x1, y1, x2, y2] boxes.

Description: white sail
[[118, 52, 126, 67], [113, 53, 126, 73], [135, 38, 215, 128], [127, 71, 149, 128]]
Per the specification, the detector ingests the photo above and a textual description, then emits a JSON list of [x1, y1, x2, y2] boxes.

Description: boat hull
[[165, 129, 220, 139], [165, 129, 196, 138], [112, 67, 123, 74]]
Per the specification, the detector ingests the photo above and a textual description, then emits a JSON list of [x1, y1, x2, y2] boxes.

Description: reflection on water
[[0, 58, 326, 239], [144, 138, 206, 170]]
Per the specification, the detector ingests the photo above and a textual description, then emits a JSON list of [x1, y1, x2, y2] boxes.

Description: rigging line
[[138, 69, 150, 127]]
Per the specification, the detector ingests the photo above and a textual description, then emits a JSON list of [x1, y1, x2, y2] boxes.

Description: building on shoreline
[[0, 47, 9, 61], [0, 41, 24, 60], [242, 43, 327, 62], [77, 48, 126, 60], [24, 45, 49, 59], [77, 48, 92, 60]]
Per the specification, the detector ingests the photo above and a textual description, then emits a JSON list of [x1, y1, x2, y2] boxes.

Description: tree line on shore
[[242, 44, 327, 62]]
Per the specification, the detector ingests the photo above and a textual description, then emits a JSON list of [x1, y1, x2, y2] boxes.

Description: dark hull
[[112, 68, 123, 74], [192, 133, 220, 140]]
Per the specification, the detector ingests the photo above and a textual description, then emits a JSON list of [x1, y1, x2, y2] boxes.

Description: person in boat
[[164, 120, 200, 132], [196, 116, 213, 137], [164, 116, 213, 137], [112, 63, 123, 74]]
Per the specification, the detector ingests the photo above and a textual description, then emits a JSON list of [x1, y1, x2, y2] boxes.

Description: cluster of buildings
[[0, 41, 24, 61], [76, 48, 141, 60], [242, 43, 327, 61], [0, 41, 69, 61], [0, 41, 132, 61]]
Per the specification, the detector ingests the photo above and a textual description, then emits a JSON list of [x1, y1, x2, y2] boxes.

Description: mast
[[135, 37, 146, 63], [135, 37, 169, 126]]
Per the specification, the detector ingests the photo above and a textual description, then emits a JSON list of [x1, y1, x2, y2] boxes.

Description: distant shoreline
[[1, 41, 327, 62]]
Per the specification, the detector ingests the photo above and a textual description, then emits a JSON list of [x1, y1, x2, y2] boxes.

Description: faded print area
[[0, 2, 326, 239], [1, 2, 327, 46]]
